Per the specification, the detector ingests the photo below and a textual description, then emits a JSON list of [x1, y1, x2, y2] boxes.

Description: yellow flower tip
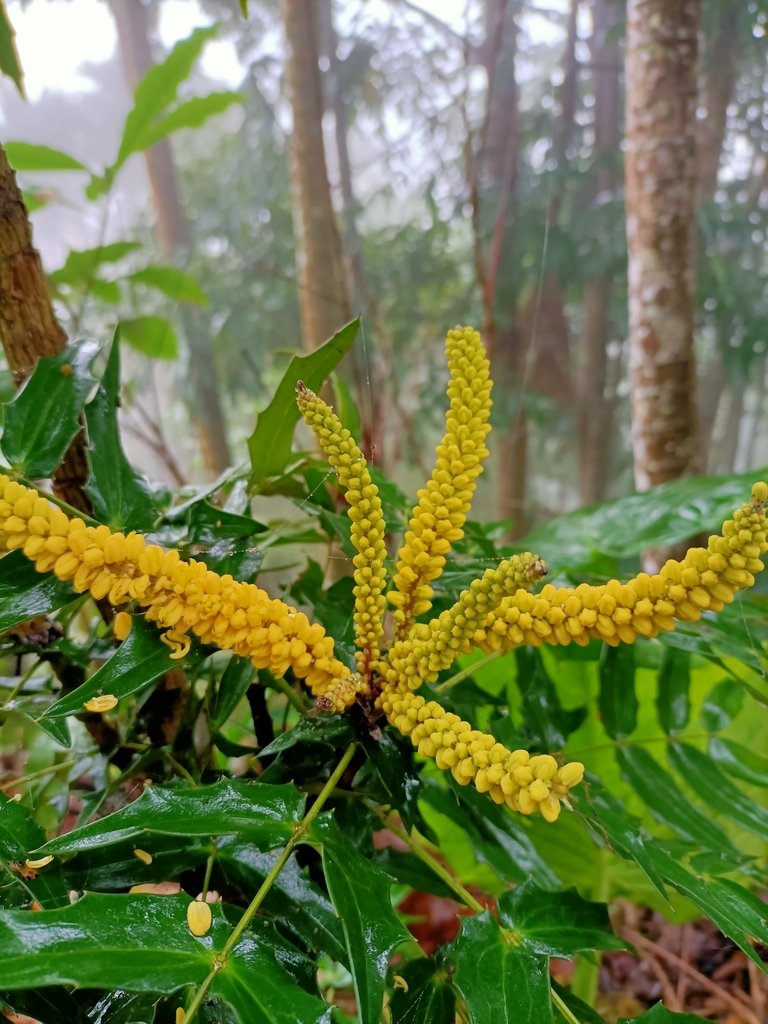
[[84, 694, 118, 713], [557, 761, 585, 789], [160, 629, 191, 660], [133, 848, 153, 865], [24, 855, 54, 870], [176, 1009, 186, 1024], [186, 898, 212, 937], [114, 611, 132, 641], [751, 481, 767, 506]]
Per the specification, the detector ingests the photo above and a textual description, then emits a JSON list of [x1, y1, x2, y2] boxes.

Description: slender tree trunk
[[108, 0, 231, 478], [625, 0, 701, 497], [578, 0, 622, 505], [280, 0, 350, 352], [477, 1, 528, 535]]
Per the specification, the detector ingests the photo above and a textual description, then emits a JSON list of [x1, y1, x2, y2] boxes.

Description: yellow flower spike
[[380, 552, 548, 694], [316, 672, 369, 713], [296, 381, 388, 679], [388, 327, 493, 638], [0, 473, 348, 697], [382, 690, 583, 821], [466, 488, 767, 657], [84, 694, 119, 713]]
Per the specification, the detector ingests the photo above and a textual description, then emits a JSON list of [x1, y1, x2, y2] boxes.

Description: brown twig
[[621, 926, 762, 1024]]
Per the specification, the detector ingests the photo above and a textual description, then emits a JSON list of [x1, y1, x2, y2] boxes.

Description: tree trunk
[[0, 143, 94, 514], [108, 0, 231, 478], [625, 0, 701, 498], [280, 0, 350, 352], [577, 0, 622, 505], [478, 1, 527, 535]]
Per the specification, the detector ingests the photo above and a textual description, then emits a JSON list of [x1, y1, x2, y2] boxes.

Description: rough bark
[[0, 143, 93, 515], [280, 0, 350, 352], [577, 0, 622, 505], [625, 0, 701, 499], [108, 0, 231, 478]]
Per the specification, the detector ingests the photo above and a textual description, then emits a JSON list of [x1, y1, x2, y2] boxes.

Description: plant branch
[[182, 741, 357, 1023]]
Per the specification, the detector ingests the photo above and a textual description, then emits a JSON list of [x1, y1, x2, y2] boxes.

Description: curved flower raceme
[[387, 327, 492, 639], [0, 474, 350, 699], [2, 324, 766, 827], [296, 380, 387, 680]]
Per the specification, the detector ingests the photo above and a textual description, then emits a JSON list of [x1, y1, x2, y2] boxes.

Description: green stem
[[268, 672, 310, 713], [18, 478, 101, 526], [0, 758, 77, 790], [201, 852, 215, 902], [435, 650, 502, 693], [551, 987, 583, 1024], [182, 742, 357, 1024], [377, 810, 485, 914], [2, 662, 48, 707]]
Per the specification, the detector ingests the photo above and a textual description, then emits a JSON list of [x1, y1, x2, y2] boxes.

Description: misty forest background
[[3, 0, 766, 531]]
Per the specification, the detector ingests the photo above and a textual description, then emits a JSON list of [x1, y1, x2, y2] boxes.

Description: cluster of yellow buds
[[2, 325, 766, 826], [0, 475, 350, 699]]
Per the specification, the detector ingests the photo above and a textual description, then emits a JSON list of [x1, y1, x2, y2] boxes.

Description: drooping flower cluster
[[1, 325, 766, 825], [0, 476, 349, 698]]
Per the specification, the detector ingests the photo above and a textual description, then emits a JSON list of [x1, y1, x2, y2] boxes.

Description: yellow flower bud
[[186, 899, 212, 937], [84, 694, 118, 713]]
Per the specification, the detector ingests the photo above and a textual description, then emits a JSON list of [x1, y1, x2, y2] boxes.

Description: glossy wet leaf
[[210, 655, 255, 728], [668, 741, 768, 841], [389, 958, 456, 1024], [84, 333, 158, 531], [248, 319, 359, 488], [42, 617, 193, 718], [0, 893, 331, 1023], [216, 841, 347, 964], [34, 779, 305, 855], [0, 549, 75, 632], [599, 646, 638, 739], [708, 735, 768, 788], [1, 340, 98, 476], [655, 647, 690, 734], [497, 880, 625, 956], [449, 911, 552, 1024], [322, 838, 410, 1024], [616, 746, 738, 857]]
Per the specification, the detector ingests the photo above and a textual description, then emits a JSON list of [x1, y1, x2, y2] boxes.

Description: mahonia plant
[[0, 327, 766, 828]]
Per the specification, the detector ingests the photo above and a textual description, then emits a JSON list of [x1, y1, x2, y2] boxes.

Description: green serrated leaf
[[33, 779, 304, 855], [449, 910, 553, 1024], [248, 319, 359, 488], [321, 837, 410, 1024], [656, 647, 690, 734], [598, 645, 637, 740], [0, 549, 75, 632], [141, 92, 244, 150], [668, 741, 768, 842], [0, 2, 23, 96], [119, 316, 179, 359], [5, 143, 87, 173], [42, 617, 191, 719], [616, 745, 739, 857], [128, 265, 209, 305], [498, 880, 626, 957], [84, 332, 158, 531], [1, 341, 98, 476], [389, 958, 456, 1024], [0, 893, 331, 1023]]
